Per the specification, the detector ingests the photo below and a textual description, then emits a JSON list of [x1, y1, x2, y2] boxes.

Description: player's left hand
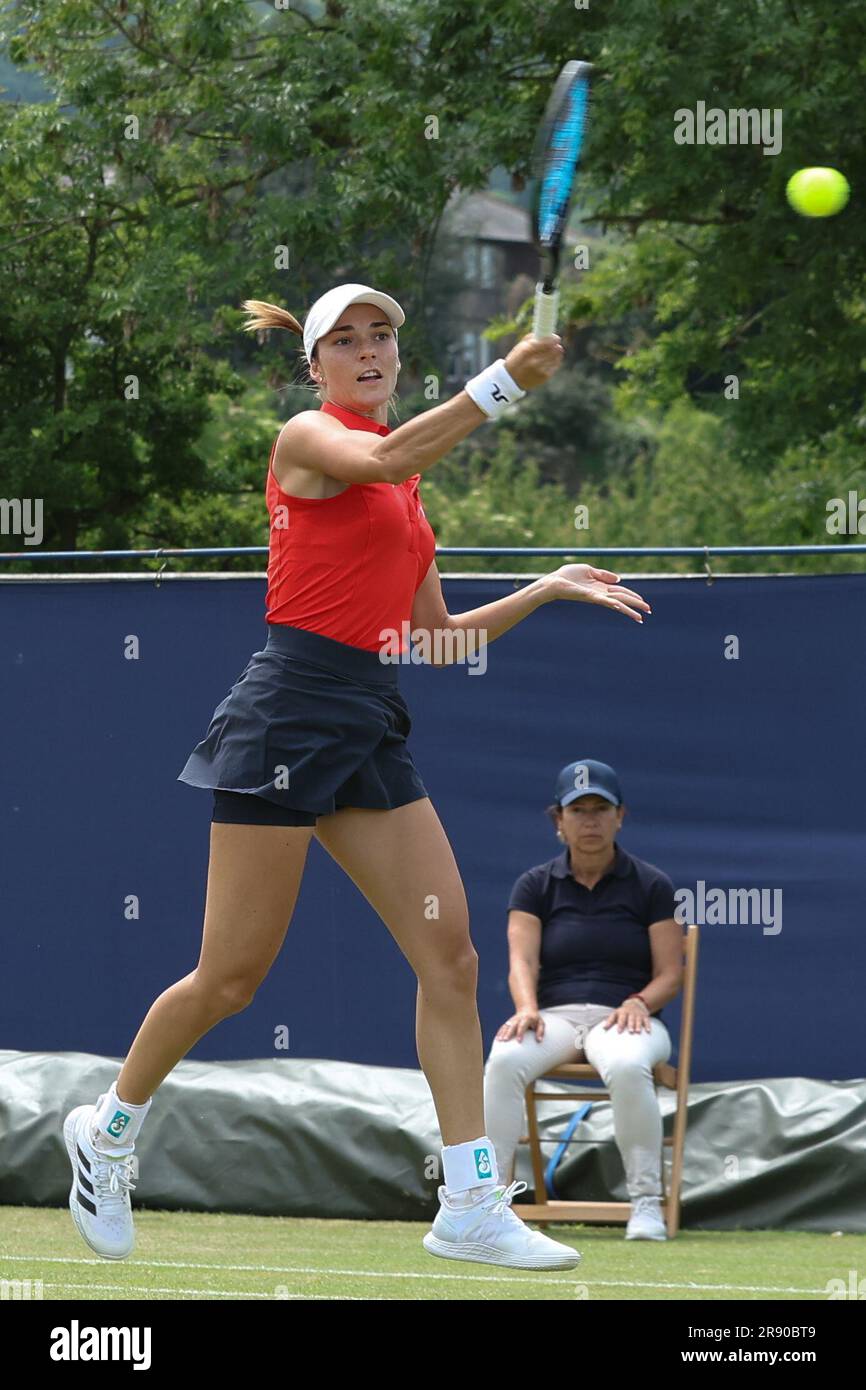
[[603, 1001, 652, 1033], [548, 564, 651, 623]]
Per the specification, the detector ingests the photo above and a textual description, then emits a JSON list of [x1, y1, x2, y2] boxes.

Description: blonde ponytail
[[240, 299, 303, 338]]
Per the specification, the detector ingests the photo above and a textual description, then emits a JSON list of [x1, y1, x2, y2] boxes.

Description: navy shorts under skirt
[[177, 624, 429, 827]]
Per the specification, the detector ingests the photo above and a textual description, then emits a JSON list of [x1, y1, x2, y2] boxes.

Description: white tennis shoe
[[625, 1195, 668, 1240], [423, 1179, 582, 1270], [63, 1100, 137, 1260]]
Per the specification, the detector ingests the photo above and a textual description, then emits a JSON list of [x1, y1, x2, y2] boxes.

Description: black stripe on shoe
[[77, 1165, 94, 1196], [77, 1189, 97, 1216]]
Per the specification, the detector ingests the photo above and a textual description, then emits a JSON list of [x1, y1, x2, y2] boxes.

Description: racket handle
[[532, 284, 559, 337]]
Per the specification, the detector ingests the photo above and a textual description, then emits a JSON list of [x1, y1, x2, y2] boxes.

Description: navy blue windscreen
[[2, 574, 864, 1081]]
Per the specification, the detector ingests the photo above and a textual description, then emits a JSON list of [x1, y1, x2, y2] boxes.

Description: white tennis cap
[[302, 282, 405, 364]]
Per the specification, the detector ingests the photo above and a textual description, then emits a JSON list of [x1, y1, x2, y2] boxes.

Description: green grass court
[[3, 1208, 863, 1301]]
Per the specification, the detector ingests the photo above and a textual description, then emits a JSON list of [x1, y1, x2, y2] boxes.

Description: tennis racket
[[530, 59, 593, 338]]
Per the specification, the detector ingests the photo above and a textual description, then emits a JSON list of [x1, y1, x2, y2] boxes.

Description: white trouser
[[482, 1002, 672, 1199]]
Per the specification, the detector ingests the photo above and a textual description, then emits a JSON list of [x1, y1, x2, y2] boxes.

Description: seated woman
[[483, 758, 683, 1240]]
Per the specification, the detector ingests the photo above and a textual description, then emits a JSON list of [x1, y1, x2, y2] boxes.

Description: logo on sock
[[107, 1109, 131, 1138], [474, 1146, 492, 1180]]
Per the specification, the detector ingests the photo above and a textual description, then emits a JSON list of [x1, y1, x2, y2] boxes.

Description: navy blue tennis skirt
[[178, 624, 429, 827]]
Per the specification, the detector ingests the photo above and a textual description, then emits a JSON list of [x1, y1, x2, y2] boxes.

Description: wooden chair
[[516, 923, 699, 1236]]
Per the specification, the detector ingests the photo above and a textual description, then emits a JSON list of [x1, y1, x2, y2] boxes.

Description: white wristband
[[464, 358, 526, 419]]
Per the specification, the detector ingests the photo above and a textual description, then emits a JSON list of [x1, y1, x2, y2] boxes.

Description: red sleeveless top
[[265, 401, 437, 653]]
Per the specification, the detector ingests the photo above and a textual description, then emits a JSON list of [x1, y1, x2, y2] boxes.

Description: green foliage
[[0, 0, 566, 558], [417, 429, 577, 572], [421, 399, 866, 576], [0, 0, 864, 576], [574, 401, 866, 575]]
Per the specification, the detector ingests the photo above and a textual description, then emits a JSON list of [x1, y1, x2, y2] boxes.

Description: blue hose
[[544, 1102, 593, 1198]]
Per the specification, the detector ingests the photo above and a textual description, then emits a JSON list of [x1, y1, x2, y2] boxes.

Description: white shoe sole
[[64, 1106, 134, 1261], [422, 1231, 581, 1270]]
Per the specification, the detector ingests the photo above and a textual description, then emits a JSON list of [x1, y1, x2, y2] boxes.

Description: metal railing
[[2, 543, 866, 565]]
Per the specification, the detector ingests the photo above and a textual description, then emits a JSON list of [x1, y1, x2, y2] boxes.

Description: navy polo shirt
[[507, 842, 677, 1015]]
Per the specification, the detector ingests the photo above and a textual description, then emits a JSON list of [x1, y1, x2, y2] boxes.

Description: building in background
[[435, 189, 538, 384]]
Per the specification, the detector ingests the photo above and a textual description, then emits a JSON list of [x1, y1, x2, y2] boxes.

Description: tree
[[1, 0, 863, 570]]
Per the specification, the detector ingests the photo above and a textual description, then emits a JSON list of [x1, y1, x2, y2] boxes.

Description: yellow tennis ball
[[786, 167, 850, 217]]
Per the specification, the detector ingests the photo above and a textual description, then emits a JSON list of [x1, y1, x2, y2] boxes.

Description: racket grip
[[532, 284, 559, 337]]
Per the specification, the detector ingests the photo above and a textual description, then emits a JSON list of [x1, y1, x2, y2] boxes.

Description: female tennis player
[[64, 282, 650, 1272]]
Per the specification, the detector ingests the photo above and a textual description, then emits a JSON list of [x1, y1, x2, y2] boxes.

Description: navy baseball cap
[[555, 759, 623, 808]]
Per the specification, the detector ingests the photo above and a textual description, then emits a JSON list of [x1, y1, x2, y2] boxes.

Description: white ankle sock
[[91, 1081, 152, 1149], [441, 1135, 500, 1200]]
